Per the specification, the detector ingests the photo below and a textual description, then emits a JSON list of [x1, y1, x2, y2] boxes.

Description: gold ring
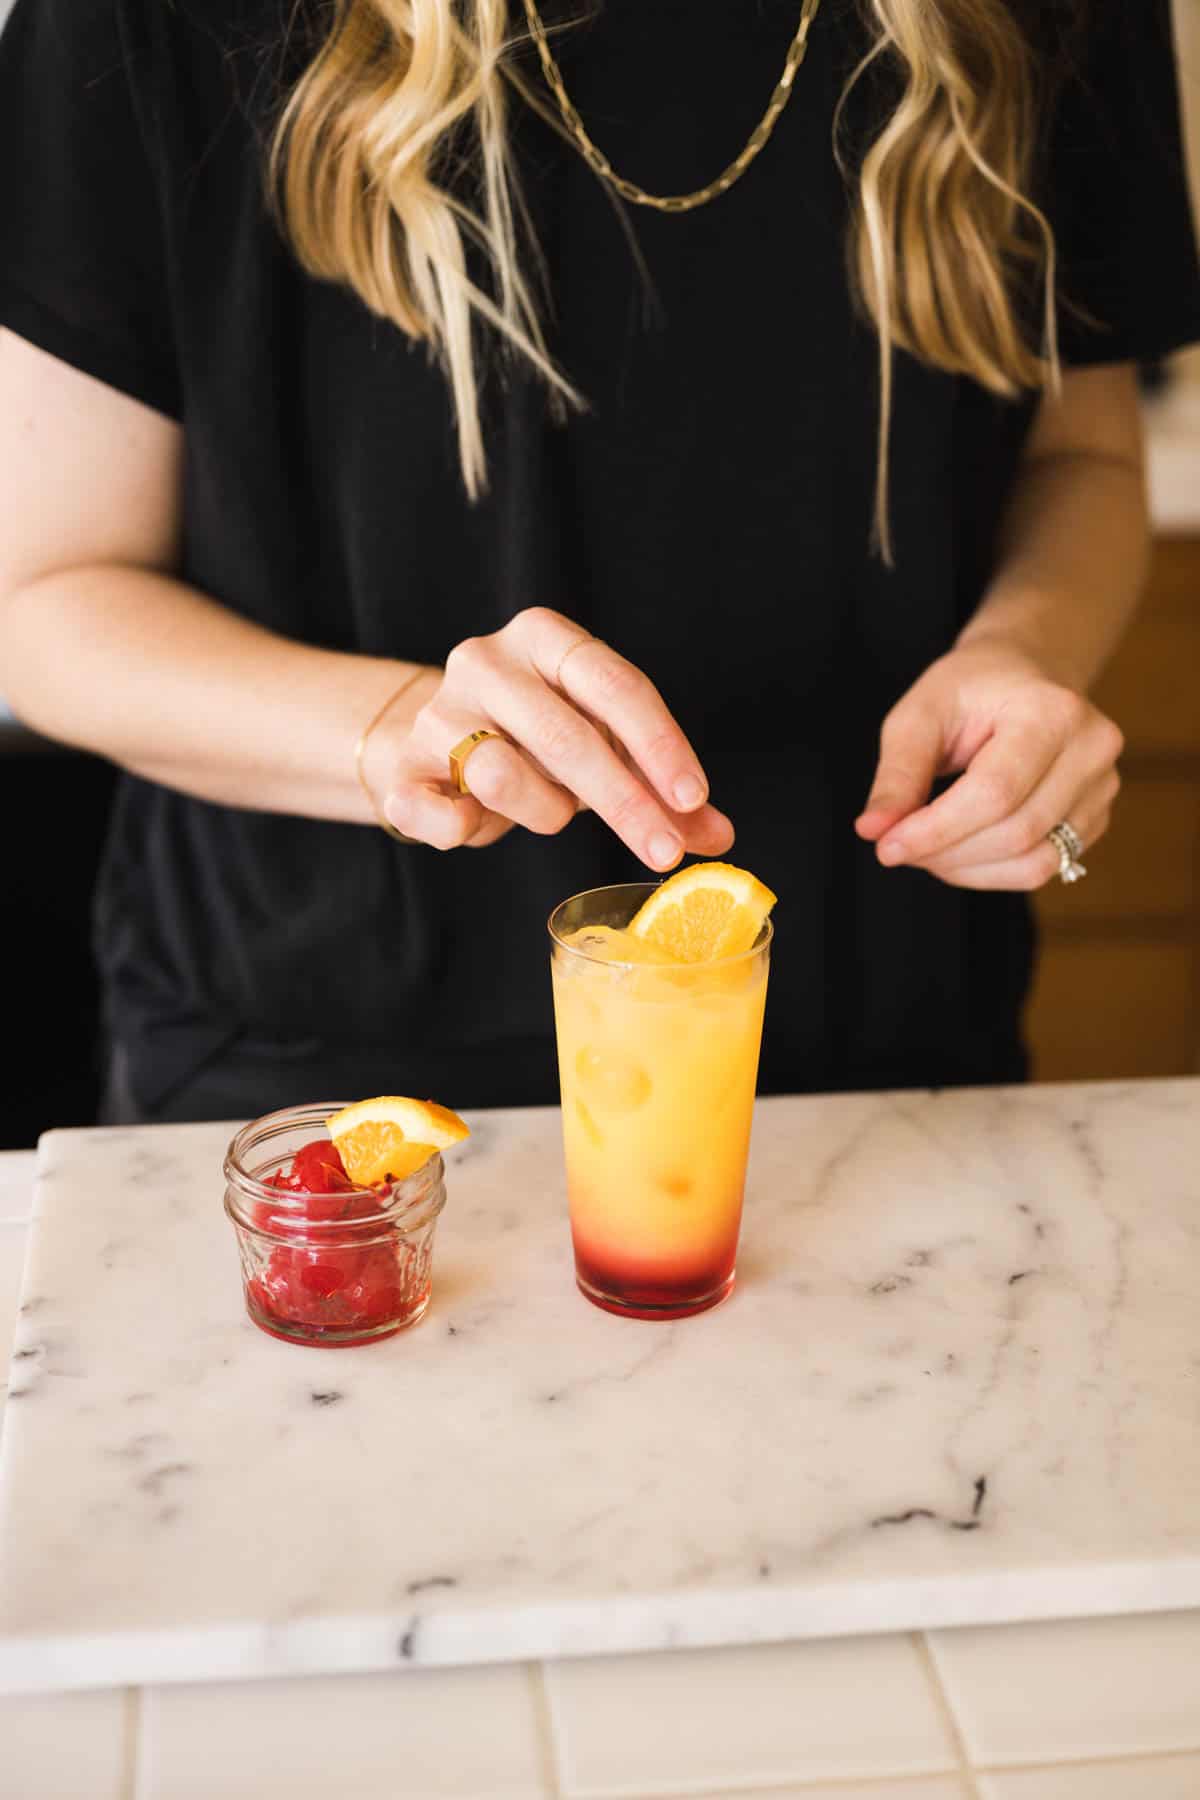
[[448, 729, 507, 795]]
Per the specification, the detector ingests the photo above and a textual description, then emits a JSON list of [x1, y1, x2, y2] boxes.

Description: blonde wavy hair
[[271, 0, 1062, 558]]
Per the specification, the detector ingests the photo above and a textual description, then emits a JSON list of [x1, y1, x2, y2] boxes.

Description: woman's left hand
[[855, 639, 1124, 890]]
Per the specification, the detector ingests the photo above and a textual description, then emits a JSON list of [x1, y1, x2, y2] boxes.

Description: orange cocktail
[[549, 868, 773, 1320]]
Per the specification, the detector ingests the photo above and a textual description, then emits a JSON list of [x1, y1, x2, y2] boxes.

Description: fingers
[[460, 658, 694, 870], [905, 767, 1117, 891], [856, 701, 945, 842], [861, 649, 1124, 893], [929, 762, 1118, 876], [873, 694, 1123, 870], [929, 840, 1063, 892], [383, 774, 484, 852], [461, 717, 733, 857], [381, 608, 727, 863], [444, 731, 577, 837], [684, 803, 736, 857], [873, 706, 1067, 866], [385, 725, 574, 850], [925, 776, 1114, 890], [386, 750, 734, 861], [516, 610, 711, 815]]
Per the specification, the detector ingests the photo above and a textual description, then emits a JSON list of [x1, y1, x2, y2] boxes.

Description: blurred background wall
[[0, 0, 1198, 1144], [1027, 1, 1200, 1080]]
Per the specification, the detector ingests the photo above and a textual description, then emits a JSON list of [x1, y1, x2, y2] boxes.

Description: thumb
[[855, 700, 945, 840]]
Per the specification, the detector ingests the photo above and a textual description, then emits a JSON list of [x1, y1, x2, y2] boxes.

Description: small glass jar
[[223, 1103, 447, 1348]]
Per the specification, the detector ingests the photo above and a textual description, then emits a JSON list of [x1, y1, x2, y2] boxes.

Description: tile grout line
[[913, 1633, 983, 1800], [516, 1770, 969, 1800], [124, 1686, 144, 1800], [975, 1745, 1200, 1777], [622, 1775, 992, 1799], [527, 1662, 565, 1800]]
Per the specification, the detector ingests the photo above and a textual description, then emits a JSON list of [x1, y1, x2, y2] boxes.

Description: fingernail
[[649, 831, 684, 869], [878, 839, 907, 866], [674, 774, 706, 810]]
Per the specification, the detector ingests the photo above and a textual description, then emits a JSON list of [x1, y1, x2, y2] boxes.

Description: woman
[[0, 0, 1197, 1121]]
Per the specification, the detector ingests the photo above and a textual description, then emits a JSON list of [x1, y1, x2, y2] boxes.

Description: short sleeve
[[0, 0, 179, 415], [1045, 0, 1200, 366]]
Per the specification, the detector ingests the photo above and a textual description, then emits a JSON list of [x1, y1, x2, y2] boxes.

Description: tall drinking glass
[[549, 883, 772, 1320]]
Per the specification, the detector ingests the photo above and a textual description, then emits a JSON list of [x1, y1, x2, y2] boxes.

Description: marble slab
[[0, 1150, 36, 1224], [1, 1079, 1198, 1695]]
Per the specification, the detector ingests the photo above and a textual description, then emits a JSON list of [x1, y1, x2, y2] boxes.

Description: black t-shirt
[[1, 0, 1198, 1117]]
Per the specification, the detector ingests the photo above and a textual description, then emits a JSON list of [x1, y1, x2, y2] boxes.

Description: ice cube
[[574, 1096, 604, 1150], [575, 1044, 652, 1115], [563, 925, 671, 966]]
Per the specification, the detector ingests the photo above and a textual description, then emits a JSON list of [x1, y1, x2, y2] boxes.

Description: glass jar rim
[[547, 881, 773, 970], [223, 1102, 446, 1237]]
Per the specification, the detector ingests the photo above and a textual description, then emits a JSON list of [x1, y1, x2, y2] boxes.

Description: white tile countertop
[[1, 1083, 1199, 1798]]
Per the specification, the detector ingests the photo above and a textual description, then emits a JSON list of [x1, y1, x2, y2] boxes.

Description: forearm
[[1, 563, 435, 821], [956, 444, 1150, 694]]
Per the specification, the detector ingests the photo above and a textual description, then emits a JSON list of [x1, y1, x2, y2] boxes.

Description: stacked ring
[[1047, 820, 1087, 885]]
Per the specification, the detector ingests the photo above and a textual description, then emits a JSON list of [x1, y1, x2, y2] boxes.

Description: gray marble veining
[[1, 1082, 1198, 1693]]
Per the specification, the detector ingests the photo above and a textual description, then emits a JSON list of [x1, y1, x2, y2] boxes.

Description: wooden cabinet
[[1026, 538, 1200, 1080]]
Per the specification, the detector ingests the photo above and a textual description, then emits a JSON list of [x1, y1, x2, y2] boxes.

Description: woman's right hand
[[380, 608, 734, 869]]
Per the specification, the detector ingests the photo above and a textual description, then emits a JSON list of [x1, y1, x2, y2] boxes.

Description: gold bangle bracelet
[[354, 668, 429, 844]]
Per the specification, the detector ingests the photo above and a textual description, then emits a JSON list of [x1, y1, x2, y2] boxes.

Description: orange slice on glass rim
[[325, 1095, 470, 1187], [627, 861, 777, 963]]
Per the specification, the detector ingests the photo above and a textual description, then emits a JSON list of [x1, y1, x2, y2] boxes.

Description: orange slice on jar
[[325, 1095, 470, 1188]]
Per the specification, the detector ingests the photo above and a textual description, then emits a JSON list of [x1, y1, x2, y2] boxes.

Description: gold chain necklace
[[521, 0, 823, 214]]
